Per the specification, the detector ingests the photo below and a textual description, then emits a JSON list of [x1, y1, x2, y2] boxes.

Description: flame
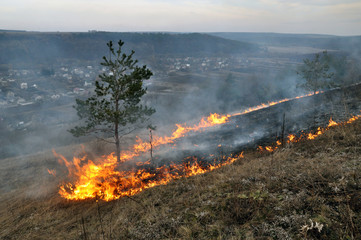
[[232, 91, 322, 117], [55, 152, 243, 201], [259, 115, 361, 152], [328, 117, 338, 127], [259, 140, 282, 153], [258, 145, 277, 153], [347, 116, 359, 124], [265, 146, 275, 152], [307, 127, 323, 140], [47, 169, 56, 177], [54, 91, 328, 201], [117, 91, 323, 163], [287, 134, 296, 143], [114, 113, 232, 163]]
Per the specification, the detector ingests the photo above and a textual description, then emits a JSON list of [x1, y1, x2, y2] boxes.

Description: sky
[[1, 0, 361, 35]]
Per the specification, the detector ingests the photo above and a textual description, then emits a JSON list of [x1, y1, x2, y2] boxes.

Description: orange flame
[[347, 116, 359, 124], [232, 91, 322, 117], [54, 92, 327, 201], [56, 152, 243, 201], [118, 91, 323, 163], [47, 169, 56, 177], [328, 117, 338, 127], [287, 134, 297, 143], [307, 127, 323, 140], [265, 146, 275, 152], [259, 115, 361, 152], [115, 113, 232, 163]]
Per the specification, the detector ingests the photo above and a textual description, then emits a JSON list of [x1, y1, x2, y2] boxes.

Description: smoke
[[1, 31, 361, 198]]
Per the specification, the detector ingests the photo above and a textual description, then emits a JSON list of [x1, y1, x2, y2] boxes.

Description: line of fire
[[49, 83, 361, 201]]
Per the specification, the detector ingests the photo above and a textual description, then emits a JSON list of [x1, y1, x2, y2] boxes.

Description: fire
[[258, 140, 282, 153], [287, 134, 296, 143], [47, 169, 56, 177], [51, 91, 329, 201], [55, 152, 243, 201], [347, 116, 359, 124], [232, 91, 322, 117], [307, 127, 323, 140], [265, 146, 275, 152], [259, 115, 361, 152], [258, 145, 277, 153], [328, 118, 338, 127], [116, 91, 323, 163], [117, 113, 232, 163], [205, 113, 231, 125]]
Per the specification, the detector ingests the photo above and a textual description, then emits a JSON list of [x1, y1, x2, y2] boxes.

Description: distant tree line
[[0, 32, 258, 66]]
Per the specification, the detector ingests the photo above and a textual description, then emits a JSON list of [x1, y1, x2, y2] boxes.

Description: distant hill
[[0, 29, 26, 32], [0, 32, 259, 65], [209, 32, 361, 54]]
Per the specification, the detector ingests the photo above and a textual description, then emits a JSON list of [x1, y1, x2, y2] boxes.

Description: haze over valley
[[1, 31, 360, 158]]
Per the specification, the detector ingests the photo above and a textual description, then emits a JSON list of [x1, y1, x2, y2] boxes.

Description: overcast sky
[[1, 0, 360, 35]]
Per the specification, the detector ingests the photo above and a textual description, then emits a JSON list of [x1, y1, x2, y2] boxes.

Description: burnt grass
[[1, 118, 361, 239]]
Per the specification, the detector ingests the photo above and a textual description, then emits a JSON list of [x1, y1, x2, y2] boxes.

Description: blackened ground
[[149, 83, 361, 164]]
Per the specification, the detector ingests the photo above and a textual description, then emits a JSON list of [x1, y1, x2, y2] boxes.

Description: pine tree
[[70, 40, 155, 162], [297, 51, 334, 93]]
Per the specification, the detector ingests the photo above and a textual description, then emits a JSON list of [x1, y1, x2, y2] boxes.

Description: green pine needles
[[69, 40, 155, 162], [297, 50, 334, 94]]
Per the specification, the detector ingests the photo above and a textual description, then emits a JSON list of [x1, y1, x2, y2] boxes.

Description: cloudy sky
[[1, 0, 360, 35]]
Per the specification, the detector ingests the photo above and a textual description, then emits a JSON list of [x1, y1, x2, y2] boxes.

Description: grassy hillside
[[0, 32, 258, 65], [1, 115, 361, 239]]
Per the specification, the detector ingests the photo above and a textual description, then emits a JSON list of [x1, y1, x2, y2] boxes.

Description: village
[[0, 53, 300, 134]]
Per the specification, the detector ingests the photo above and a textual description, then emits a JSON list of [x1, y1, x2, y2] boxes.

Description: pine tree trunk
[[115, 99, 121, 163], [115, 122, 120, 163]]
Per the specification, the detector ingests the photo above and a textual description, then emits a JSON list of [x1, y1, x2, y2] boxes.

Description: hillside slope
[[1, 116, 361, 239], [0, 32, 258, 65]]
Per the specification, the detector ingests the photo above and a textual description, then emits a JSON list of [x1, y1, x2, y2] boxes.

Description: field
[[1, 114, 361, 239]]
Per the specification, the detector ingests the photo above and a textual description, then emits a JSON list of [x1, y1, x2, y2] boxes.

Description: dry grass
[[1, 119, 361, 239]]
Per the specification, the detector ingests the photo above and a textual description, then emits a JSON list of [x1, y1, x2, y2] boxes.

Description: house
[[84, 81, 92, 87], [73, 88, 85, 95], [6, 91, 15, 102], [20, 82, 28, 89], [51, 94, 60, 100]]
